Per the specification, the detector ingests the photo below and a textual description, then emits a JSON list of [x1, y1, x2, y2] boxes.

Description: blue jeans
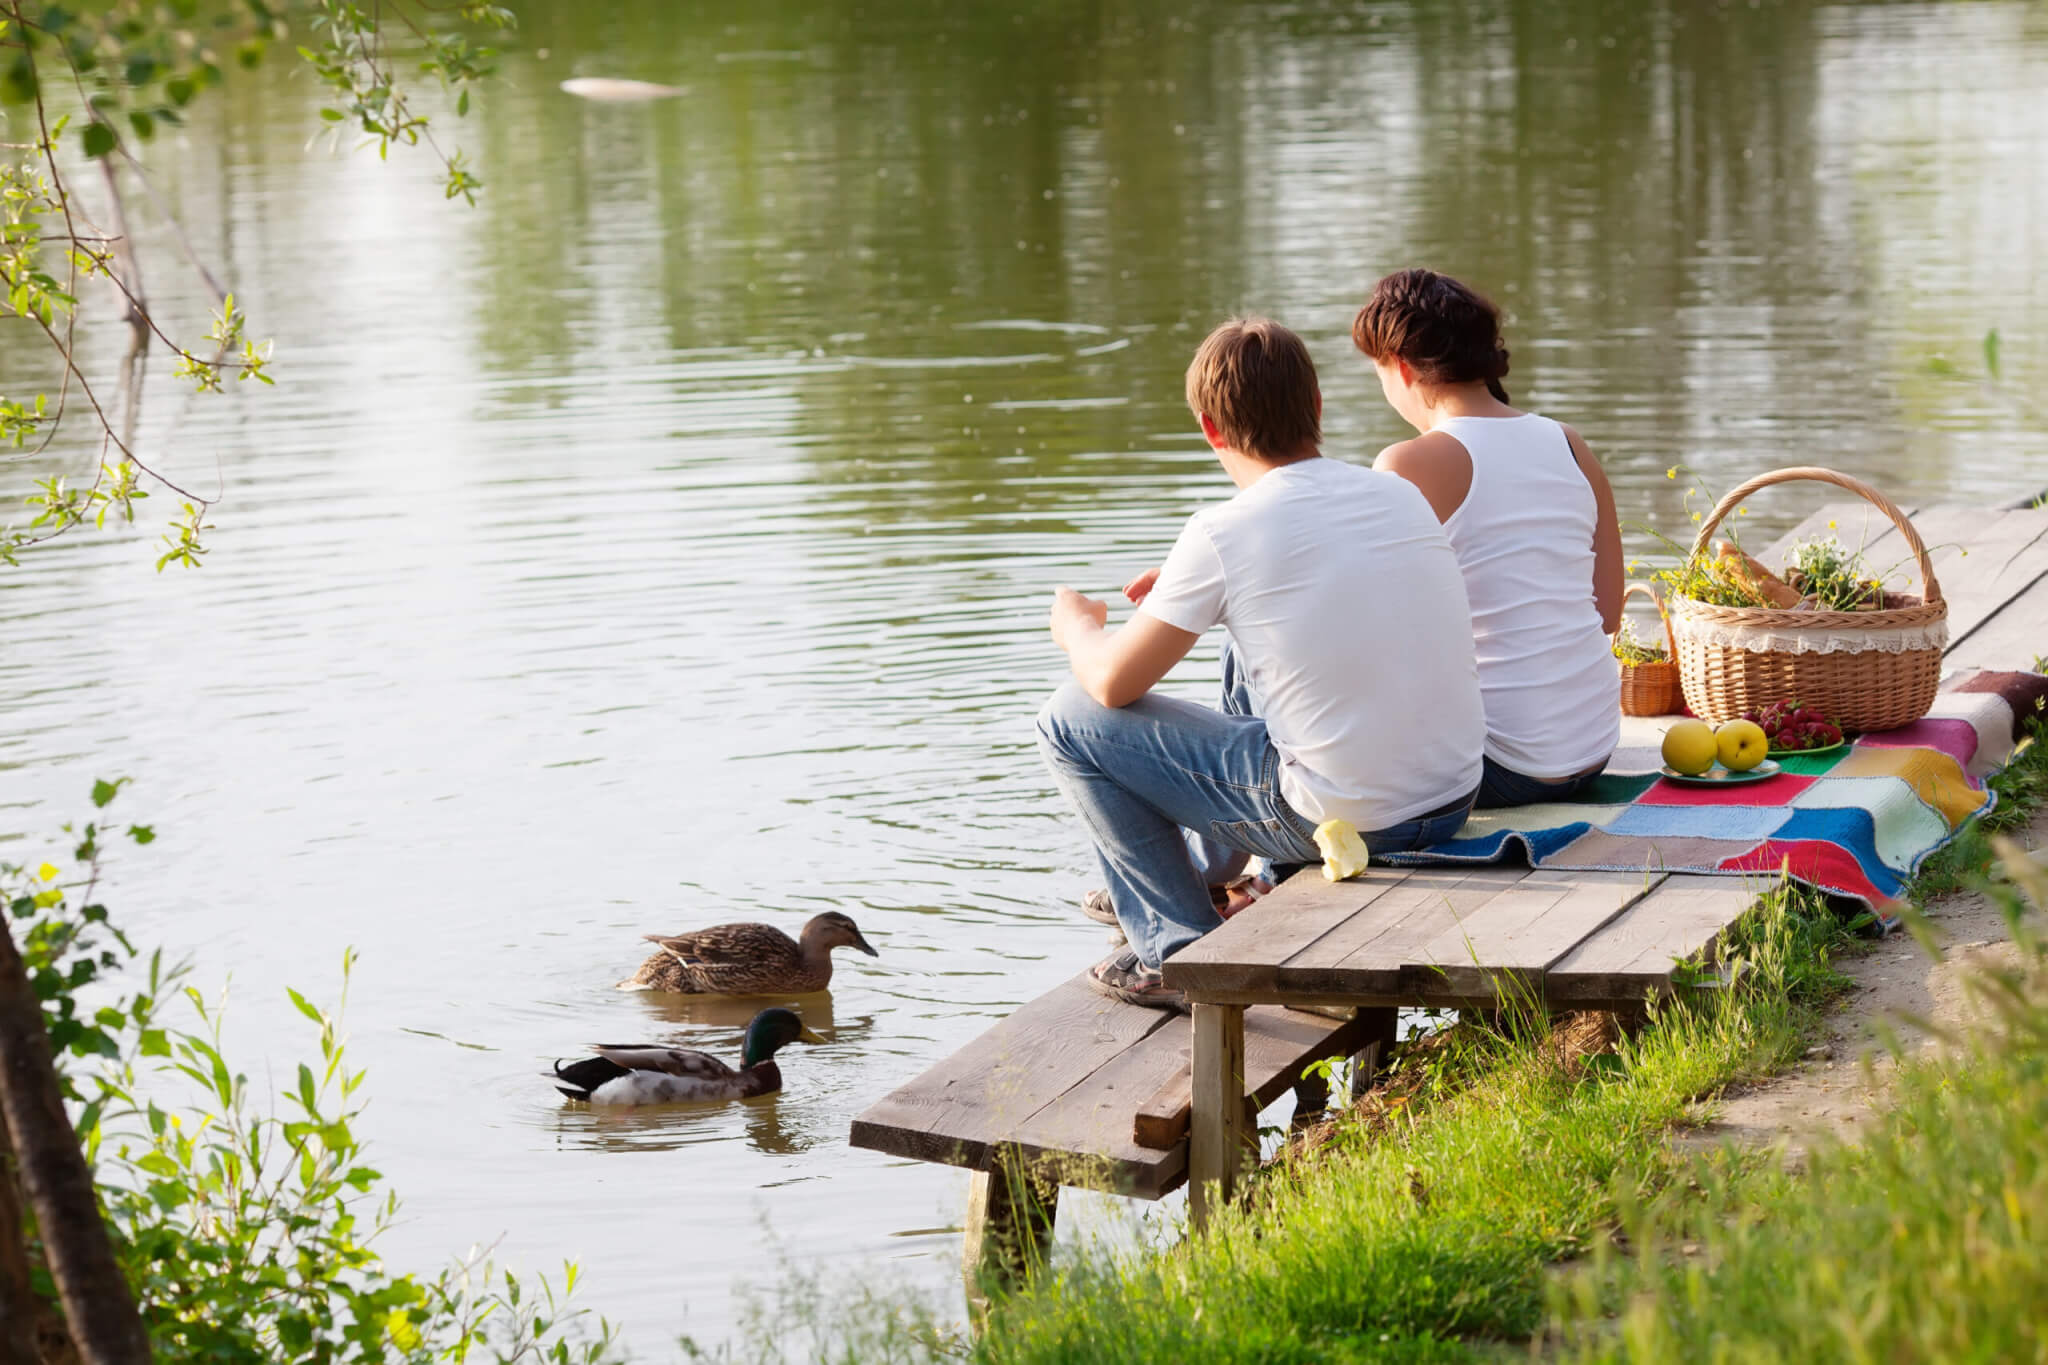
[[1474, 754, 1608, 810], [1036, 647, 1478, 969]]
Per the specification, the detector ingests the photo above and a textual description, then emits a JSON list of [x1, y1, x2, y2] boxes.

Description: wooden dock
[[849, 494, 2048, 1290]]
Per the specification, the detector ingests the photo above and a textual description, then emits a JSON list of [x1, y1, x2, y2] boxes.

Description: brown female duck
[[616, 911, 878, 995]]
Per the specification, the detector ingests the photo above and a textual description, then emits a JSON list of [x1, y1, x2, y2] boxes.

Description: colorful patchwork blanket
[[1382, 670, 2048, 911]]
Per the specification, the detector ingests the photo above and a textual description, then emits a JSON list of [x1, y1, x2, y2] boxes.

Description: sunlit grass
[[1543, 843, 2048, 1364]]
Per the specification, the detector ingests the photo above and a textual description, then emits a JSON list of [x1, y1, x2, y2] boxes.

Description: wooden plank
[[1162, 867, 1417, 995], [1268, 867, 1530, 998], [1405, 869, 1665, 997], [1544, 873, 1757, 1002], [1933, 507, 2048, 653], [848, 976, 1176, 1168], [1943, 572, 2048, 675], [1126, 1006, 1373, 1151], [1188, 1003, 1250, 1229]]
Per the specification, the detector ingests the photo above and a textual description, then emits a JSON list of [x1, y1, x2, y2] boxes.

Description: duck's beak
[[797, 1025, 828, 1045], [852, 932, 879, 958]]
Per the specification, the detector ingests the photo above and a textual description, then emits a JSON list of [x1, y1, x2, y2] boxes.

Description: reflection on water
[[3, 0, 2047, 1350]]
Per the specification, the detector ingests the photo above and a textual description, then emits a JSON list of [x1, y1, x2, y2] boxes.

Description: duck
[[550, 1007, 824, 1105], [617, 911, 878, 995]]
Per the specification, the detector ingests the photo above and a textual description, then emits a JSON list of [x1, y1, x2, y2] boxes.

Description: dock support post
[[962, 1158, 1058, 1319], [1348, 1006, 1399, 1103], [1188, 1002, 1250, 1231]]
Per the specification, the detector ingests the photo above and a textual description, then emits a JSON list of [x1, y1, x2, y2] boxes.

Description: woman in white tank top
[[1351, 269, 1624, 808]]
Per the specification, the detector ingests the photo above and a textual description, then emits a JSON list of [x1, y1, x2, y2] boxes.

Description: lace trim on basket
[[1670, 614, 1949, 656]]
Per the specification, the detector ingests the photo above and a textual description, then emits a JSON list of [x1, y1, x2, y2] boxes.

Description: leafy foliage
[[3, 784, 624, 1361], [0, 0, 508, 567]]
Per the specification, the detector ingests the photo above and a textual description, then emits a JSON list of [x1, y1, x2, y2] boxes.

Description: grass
[[1542, 846, 2048, 1363]]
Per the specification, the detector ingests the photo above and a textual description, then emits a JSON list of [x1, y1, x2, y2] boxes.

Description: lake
[[2, 0, 2045, 1351]]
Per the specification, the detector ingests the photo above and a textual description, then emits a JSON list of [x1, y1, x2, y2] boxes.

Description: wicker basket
[[1668, 466, 1947, 731], [1616, 581, 1683, 717]]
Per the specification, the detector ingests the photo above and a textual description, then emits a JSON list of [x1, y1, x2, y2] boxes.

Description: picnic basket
[[1615, 581, 1683, 717], [1669, 466, 1946, 731]]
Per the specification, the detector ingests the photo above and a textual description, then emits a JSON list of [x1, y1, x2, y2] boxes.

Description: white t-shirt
[[1140, 458, 1486, 831]]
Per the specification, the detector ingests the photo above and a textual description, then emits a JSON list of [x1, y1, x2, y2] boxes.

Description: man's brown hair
[[1184, 317, 1321, 461]]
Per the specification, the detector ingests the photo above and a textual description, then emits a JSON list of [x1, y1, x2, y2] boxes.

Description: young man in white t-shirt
[[1039, 317, 1486, 1010]]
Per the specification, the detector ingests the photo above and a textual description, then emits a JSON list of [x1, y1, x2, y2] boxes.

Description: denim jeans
[[1036, 646, 1479, 969], [1473, 754, 1608, 810]]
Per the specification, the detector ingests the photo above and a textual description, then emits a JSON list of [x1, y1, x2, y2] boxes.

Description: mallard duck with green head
[[617, 911, 878, 995], [550, 1007, 824, 1105]]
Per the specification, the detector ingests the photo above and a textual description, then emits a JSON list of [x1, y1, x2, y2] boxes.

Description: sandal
[[1086, 949, 1187, 1013], [1220, 876, 1273, 919], [1079, 888, 1119, 926]]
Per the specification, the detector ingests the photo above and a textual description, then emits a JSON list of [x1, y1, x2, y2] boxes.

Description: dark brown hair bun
[[1351, 269, 1511, 402]]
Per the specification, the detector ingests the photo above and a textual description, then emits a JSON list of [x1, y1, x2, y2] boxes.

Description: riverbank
[[748, 723, 2048, 1364]]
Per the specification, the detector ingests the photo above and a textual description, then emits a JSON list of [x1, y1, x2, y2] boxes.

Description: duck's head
[[741, 1007, 827, 1066], [802, 911, 879, 958]]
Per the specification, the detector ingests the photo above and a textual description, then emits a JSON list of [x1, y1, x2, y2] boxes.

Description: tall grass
[[1544, 842, 2048, 1363]]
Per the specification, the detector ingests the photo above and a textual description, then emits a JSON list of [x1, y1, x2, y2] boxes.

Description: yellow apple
[[1715, 719, 1770, 772], [1661, 719, 1719, 775]]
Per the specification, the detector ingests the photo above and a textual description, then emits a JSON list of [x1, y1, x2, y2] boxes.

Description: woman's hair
[[1351, 269, 1511, 403]]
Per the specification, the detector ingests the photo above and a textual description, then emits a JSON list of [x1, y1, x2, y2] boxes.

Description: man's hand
[[1123, 566, 1162, 605], [1049, 585, 1109, 653]]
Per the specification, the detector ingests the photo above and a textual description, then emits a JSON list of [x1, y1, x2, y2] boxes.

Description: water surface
[[3, 0, 2046, 1349]]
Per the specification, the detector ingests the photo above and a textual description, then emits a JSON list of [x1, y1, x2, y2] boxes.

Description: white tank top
[[1431, 413, 1619, 778]]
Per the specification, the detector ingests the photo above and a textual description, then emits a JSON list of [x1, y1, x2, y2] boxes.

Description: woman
[[1352, 268, 1622, 808]]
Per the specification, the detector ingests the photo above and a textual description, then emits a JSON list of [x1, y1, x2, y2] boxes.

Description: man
[[1038, 317, 1486, 1010]]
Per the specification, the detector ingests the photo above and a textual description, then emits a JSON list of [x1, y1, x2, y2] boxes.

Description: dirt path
[[1678, 809, 2046, 1162]]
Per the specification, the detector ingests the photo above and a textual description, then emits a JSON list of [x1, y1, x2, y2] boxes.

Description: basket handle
[[1684, 465, 1944, 607], [1617, 580, 1677, 660]]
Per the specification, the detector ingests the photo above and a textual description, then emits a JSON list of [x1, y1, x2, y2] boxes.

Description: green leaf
[[127, 110, 154, 141], [139, 1029, 170, 1057], [127, 824, 155, 845], [166, 76, 195, 107], [81, 121, 116, 158], [319, 106, 345, 122], [90, 777, 127, 809]]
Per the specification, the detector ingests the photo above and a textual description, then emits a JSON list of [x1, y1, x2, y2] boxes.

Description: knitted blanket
[[1381, 671, 2048, 911]]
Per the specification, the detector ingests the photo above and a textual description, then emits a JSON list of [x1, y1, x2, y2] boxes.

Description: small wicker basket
[[1616, 581, 1683, 717], [1668, 466, 1947, 731]]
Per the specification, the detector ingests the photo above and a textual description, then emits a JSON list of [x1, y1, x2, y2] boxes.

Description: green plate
[[1659, 758, 1783, 785], [1767, 739, 1848, 759]]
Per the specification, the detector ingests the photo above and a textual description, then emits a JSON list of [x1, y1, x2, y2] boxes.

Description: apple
[[1716, 719, 1770, 771], [1662, 719, 1720, 775]]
